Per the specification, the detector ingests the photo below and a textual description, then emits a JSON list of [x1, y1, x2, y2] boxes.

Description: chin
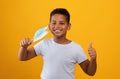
[[51, 31, 66, 38], [54, 34, 66, 38], [54, 35, 62, 38]]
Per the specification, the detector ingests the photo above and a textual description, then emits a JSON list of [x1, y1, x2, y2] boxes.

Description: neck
[[53, 36, 71, 44]]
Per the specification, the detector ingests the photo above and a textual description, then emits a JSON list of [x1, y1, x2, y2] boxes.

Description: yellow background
[[0, 0, 120, 79]]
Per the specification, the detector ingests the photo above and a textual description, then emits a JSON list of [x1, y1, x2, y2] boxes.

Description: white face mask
[[33, 26, 48, 42]]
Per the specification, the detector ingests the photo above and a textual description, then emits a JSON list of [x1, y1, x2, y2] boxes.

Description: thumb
[[88, 41, 92, 49], [28, 39, 33, 45]]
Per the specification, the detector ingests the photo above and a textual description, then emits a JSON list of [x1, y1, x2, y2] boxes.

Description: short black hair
[[50, 8, 70, 23]]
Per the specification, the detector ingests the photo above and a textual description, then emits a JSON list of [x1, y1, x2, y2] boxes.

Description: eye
[[52, 22, 56, 25], [60, 22, 64, 25]]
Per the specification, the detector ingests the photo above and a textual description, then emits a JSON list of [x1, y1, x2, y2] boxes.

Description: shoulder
[[33, 38, 52, 55], [71, 41, 84, 50], [34, 38, 52, 48], [71, 41, 86, 56]]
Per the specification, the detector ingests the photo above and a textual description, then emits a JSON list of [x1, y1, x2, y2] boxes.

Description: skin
[[18, 14, 97, 76], [48, 14, 71, 44]]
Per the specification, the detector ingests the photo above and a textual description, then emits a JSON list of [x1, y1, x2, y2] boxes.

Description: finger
[[88, 50, 96, 57], [27, 38, 32, 45], [88, 51, 96, 55], [20, 40, 23, 46], [88, 41, 92, 49], [88, 51, 96, 57], [29, 40, 32, 44], [23, 38, 27, 45], [25, 38, 29, 44], [20, 40, 24, 47]]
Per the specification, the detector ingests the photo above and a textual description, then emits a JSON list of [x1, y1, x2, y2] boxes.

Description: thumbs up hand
[[88, 41, 97, 60]]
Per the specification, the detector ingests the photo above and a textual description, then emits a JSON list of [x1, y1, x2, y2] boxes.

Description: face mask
[[33, 26, 48, 42]]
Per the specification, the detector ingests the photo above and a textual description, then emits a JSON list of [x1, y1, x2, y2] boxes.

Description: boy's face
[[49, 14, 71, 38]]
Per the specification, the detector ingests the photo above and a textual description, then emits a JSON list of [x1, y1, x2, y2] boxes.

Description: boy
[[18, 8, 97, 79]]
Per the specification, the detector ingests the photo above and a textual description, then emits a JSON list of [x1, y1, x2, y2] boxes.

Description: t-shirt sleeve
[[76, 45, 87, 64], [33, 40, 44, 56]]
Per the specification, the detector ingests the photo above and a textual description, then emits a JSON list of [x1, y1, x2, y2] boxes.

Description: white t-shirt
[[34, 38, 87, 79]]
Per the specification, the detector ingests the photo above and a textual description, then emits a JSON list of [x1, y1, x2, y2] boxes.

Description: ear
[[67, 23, 71, 30]]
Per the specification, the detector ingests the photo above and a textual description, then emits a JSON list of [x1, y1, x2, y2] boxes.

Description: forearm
[[18, 47, 28, 61], [87, 59, 97, 76]]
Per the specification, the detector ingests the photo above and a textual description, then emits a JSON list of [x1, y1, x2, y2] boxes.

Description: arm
[[79, 42, 97, 76], [18, 38, 37, 61]]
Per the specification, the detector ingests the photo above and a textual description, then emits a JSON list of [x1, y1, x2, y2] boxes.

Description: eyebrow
[[51, 20, 65, 23]]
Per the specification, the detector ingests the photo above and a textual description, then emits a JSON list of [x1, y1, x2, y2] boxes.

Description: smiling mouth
[[53, 29, 62, 33]]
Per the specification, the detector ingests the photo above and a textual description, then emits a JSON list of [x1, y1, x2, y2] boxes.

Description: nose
[[54, 24, 60, 29]]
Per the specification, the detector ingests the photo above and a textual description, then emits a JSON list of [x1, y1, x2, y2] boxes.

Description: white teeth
[[55, 30, 61, 32]]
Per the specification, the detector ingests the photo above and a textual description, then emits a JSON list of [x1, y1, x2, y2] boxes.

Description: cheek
[[48, 26, 51, 30], [49, 26, 54, 32], [64, 26, 69, 30]]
